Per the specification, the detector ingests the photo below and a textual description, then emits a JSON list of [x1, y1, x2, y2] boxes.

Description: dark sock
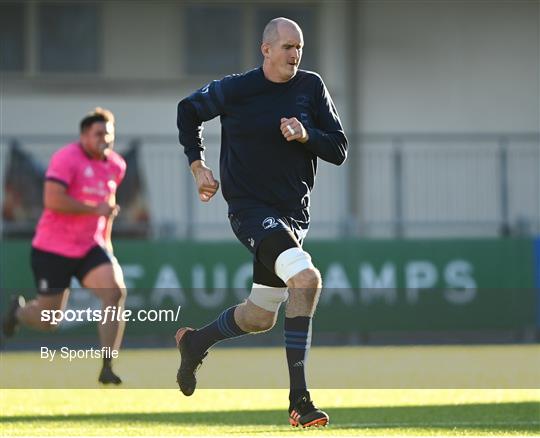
[[188, 306, 247, 355], [285, 316, 312, 408], [103, 356, 112, 368]]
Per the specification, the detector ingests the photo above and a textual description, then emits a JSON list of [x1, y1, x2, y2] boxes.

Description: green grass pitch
[[1, 345, 539, 436]]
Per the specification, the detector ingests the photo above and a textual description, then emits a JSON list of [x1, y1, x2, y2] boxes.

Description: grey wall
[[2, 1, 539, 238], [356, 1, 539, 133]]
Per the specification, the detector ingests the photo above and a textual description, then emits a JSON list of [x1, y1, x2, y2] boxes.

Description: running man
[[176, 18, 347, 427], [2, 107, 127, 384]]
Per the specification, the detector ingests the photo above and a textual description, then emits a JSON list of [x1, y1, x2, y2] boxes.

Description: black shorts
[[228, 206, 310, 287], [30, 245, 113, 295]]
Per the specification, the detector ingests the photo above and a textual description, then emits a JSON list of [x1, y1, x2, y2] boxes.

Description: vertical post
[[499, 137, 510, 236], [393, 138, 403, 238], [27, 1, 37, 76], [344, 0, 360, 237]]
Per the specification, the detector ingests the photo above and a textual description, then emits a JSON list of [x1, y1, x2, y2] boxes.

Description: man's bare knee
[[101, 286, 126, 306], [289, 267, 321, 290]]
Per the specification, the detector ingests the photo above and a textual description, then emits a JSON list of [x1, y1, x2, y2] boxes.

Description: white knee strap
[[248, 283, 289, 312], [274, 247, 313, 284]]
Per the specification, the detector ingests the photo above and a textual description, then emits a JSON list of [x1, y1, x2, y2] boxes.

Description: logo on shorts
[[248, 237, 255, 248], [262, 217, 278, 230]]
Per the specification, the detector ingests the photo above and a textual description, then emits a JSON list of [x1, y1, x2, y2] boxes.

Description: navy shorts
[[228, 206, 310, 287], [30, 245, 113, 294]]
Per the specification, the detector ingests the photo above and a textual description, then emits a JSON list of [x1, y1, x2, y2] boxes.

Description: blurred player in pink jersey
[[3, 108, 127, 384]]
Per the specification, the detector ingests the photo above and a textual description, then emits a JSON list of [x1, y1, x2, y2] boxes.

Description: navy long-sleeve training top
[[177, 67, 348, 213]]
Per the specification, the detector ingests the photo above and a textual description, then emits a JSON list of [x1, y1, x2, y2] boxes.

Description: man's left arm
[[104, 160, 126, 254], [281, 79, 348, 166], [103, 193, 118, 254]]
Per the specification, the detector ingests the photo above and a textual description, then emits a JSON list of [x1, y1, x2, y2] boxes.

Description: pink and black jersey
[[32, 142, 126, 258]]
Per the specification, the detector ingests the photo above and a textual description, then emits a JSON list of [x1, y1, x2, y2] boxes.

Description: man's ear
[[261, 43, 270, 58]]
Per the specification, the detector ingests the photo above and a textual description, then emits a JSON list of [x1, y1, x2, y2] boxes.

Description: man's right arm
[[177, 79, 227, 165], [189, 160, 219, 202], [177, 78, 228, 201], [44, 181, 116, 216]]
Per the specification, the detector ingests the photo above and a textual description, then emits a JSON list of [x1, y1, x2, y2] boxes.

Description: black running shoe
[[98, 366, 122, 385], [289, 394, 329, 428], [2, 295, 25, 337], [175, 327, 207, 396]]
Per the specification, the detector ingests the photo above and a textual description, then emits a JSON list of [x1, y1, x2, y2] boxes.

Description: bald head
[[261, 17, 304, 82], [262, 17, 302, 45]]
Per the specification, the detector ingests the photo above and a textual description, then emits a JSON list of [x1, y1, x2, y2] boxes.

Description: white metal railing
[[1, 133, 538, 239]]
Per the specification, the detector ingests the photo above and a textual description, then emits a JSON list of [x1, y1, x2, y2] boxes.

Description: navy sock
[[188, 306, 247, 354], [285, 316, 312, 407]]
